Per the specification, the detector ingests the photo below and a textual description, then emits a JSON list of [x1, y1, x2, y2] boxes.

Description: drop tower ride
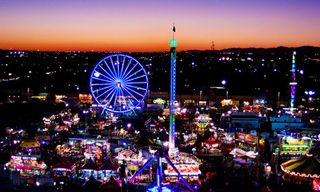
[[290, 51, 297, 112], [169, 25, 178, 156]]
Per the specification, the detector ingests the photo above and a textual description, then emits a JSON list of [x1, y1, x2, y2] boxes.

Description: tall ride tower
[[290, 51, 297, 112], [169, 25, 178, 156]]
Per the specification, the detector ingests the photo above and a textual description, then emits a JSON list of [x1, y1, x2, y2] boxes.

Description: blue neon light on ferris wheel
[[90, 54, 148, 113]]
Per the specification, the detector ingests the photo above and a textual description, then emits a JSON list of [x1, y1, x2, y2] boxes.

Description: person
[[120, 161, 127, 179]]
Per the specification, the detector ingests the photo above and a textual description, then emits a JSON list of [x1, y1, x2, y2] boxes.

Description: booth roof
[[82, 176, 101, 189], [281, 155, 320, 178], [100, 176, 121, 190], [99, 159, 119, 171], [202, 136, 222, 145], [20, 139, 40, 148], [53, 159, 74, 170]]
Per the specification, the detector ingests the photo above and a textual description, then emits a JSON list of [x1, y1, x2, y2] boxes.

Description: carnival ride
[[129, 150, 195, 192], [281, 154, 320, 179], [90, 54, 148, 114]]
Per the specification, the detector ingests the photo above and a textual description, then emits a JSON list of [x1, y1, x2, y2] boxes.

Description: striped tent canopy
[[281, 154, 320, 179]]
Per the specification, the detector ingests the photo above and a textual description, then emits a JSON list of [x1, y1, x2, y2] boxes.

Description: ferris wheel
[[90, 54, 148, 113]]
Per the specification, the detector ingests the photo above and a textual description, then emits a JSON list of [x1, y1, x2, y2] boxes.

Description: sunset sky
[[0, 0, 319, 52]]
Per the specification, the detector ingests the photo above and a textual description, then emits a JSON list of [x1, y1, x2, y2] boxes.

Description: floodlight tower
[[169, 25, 178, 156], [290, 51, 297, 112]]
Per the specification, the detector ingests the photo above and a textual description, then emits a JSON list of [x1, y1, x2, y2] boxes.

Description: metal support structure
[[129, 156, 156, 181], [128, 150, 194, 192], [164, 155, 194, 192], [157, 157, 162, 189]]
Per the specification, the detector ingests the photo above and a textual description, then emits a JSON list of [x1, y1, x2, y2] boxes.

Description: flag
[[173, 25, 176, 32]]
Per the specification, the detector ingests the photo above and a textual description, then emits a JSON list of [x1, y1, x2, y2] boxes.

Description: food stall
[[230, 132, 258, 165], [164, 152, 201, 181], [5, 155, 47, 177]]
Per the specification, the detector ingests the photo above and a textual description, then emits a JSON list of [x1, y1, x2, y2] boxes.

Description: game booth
[[279, 135, 312, 156], [217, 132, 235, 153], [193, 114, 212, 133], [230, 132, 258, 165], [62, 113, 80, 126], [57, 138, 110, 161], [5, 155, 47, 177], [54, 124, 70, 132], [115, 149, 144, 165], [56, 144, 83, 159], [115, 149, 146, 177], [200, 136, 222, 154], [164, 152, 201, 182], [19, 139, 41, 157]]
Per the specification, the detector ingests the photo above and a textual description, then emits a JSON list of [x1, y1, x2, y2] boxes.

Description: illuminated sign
[[153, 98, 166, 105]]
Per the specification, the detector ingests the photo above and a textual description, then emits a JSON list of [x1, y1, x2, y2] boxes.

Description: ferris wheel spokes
[[126, 81, 148, 85], [122, 86, 143, 101], [120, 56, 126, 79], [116, 55, 121, 78], [126, 85, 147, 91], [126, 74, 147, 83], [121, 87, 140, 103], [98, 64, 115, 81], [123, 62, 139, 80], [96, 89, 115, 105], [103, 60, 117, 80], [124, 69, 144, 82], [121, 58, 133, 80], [95, 85, 112, 96], [91, 76, 113, 83], [90, 54, 148, 114], [109, 57, 118, 79]]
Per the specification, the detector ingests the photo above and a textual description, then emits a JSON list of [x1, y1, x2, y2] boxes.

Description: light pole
[[82, 110, 89, 134], [221, 80, 228, 99], [277, 91, 280, 107], [305, 90, 315, 107]]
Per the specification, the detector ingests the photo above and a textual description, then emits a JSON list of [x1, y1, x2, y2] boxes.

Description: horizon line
[[1, 45, 319, 53]]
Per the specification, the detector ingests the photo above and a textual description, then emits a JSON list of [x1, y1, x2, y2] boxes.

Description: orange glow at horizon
[[0, 0, 319, 52]]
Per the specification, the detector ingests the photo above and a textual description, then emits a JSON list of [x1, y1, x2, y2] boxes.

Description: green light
[[153, 98, 166, 104], [169, 39, 178, 48]]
